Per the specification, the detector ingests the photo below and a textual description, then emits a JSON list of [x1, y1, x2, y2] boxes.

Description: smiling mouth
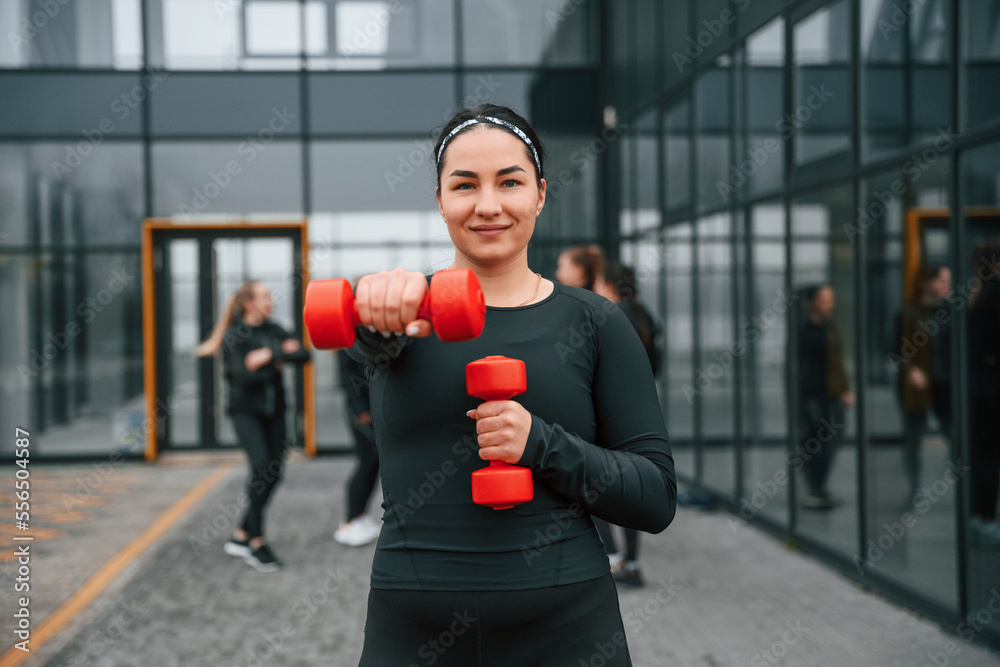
[[471, 225, 510, 236]]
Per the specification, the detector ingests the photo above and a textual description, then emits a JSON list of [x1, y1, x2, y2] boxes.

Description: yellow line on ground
[[0, 465, 234, 667]]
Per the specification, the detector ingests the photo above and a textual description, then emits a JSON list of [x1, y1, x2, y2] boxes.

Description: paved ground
[[2, 453, 999, 667]]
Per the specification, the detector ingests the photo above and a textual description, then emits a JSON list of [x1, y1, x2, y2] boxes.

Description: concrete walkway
[[3, 453, 999, 667]]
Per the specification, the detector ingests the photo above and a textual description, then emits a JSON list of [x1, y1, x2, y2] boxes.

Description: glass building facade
[[1, 0, 999, 651]]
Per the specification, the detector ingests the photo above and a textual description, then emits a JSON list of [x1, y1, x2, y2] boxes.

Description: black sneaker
[[223, 536, 251, 558], [244, 543, 283, 572]]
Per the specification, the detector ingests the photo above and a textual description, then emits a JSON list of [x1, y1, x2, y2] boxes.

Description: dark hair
[[802, 283, 831, 303], [196, 280, 261, 357], [603, 261, 637, 301], [434, 104, 545, 189], [562, 244, 605, 292]]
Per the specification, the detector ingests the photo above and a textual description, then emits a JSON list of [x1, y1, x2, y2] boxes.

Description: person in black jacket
[[196, 280, 310, 571], [593, 260, 663, 587], [968, 244, 1000, 548], [333, 349, 381, 546]]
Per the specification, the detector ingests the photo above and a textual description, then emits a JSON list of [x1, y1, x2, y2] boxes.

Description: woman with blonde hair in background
[[196, 280, 310, 571]]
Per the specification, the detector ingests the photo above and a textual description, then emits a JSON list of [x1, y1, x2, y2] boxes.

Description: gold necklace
[[517, 273, 542, 307]]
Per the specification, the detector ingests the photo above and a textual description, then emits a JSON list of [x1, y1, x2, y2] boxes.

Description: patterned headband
[[436, 116, 542, 176]]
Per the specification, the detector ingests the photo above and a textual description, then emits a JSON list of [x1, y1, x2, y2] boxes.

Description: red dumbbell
[[466, 355, 533, 510], [303, 269, 486, 349]]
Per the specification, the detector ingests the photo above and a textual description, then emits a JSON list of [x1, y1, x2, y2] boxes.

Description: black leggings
[[359, 574, 631, 667], [230, 411, 286, 539], [346, 419, 380, 521]]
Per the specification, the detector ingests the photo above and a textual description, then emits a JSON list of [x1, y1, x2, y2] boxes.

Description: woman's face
[[556, 252, 587, 288], [244, 282, 274, 320], [811, 286, 834, 319], [437, 127, 545, 269]]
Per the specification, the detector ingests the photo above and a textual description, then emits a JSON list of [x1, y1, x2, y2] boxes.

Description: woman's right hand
[[355, 268, 434, 337]]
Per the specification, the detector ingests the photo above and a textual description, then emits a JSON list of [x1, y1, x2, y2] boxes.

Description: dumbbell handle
[[466, 356, 532, 510]]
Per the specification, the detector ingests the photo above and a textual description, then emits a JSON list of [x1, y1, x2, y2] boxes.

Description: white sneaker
[[608, 552, 624, 574], [334, 516, 381, 547]]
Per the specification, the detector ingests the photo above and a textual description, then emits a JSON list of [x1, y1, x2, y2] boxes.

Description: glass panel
[[308, 0, 455, 70], [0, 142, 145, 248], [695, 60, 731, 210], [169, 239, 199, 447], [860, 0, 952, 160], [792, 0, 851, 165], [309, 72, 456, 135], [461, 0, 596, 67], [698, 213, 736, 499], [666, 222, 695, 479], [0, 0, 142, 69], [743, 17, 785, 196], [0, 73, 146, 137], [151, 141, 303, 218], [4, 252, 144, 456], [861, 162, 957, 609], [963, 0, 1000, 130], [619, 133, 634, 236], [743, 201, 790, 527], [535, 135, 601, 241], [461, 72, 533, 123], [661, 0, 691, 91], [150, 74, 302, 137], [636, 110, 659, 232], [663, 97, 691, 210], [634, 0, 658, 104], [961, 139, 1000, 634], [311, 140, 447, 275], [791, 184, 858, 557]]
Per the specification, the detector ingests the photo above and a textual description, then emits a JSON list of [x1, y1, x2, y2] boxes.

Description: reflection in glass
[[0, 0, 142, 68], [743, 202, 790, 526], [461, 0, 595, 67], [666, 223, 695, 479], [313, 0, 455, 70], [0, 143, 145, 247], [152, 141, 303, 218], [963, 0, 1000, 129], [663, 98, 691, 210], [698, 214, 736, 499], [636, 110, 659, 232], [743, 18, 785, 195], [860, 0, 951, 160], [793, 0, 851, 165], [862, 163, 957, 608], [791, 185, 858, 557], [695, 60, 731, 210]]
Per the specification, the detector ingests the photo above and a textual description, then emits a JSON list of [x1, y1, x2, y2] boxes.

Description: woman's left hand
[[281, 338, 301, 354], [467, 401, 532, 464]]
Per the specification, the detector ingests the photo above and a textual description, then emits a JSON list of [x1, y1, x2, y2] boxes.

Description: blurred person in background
[[797, 285, 853, 510], [333, 347, 381, 546], [196, 281, 310, 572], [894, 266, 953, 506], [593, 261, 663, 586], [556, 244, 605, 291], [968, 244, 1000, 548]]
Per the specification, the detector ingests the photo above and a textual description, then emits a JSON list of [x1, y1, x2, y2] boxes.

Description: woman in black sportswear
[[349, 105, 676, 666], [197, 280, 310, 572]]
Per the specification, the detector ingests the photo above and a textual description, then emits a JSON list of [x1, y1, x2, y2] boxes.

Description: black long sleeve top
[[348, 282, 675, 591], [222, 319, 310, 417]]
